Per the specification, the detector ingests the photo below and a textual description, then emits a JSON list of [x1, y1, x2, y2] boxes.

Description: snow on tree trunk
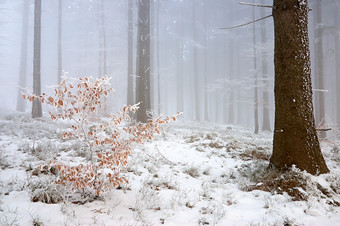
[[136, 0, 151, 123], [270, 0, 329, 175]]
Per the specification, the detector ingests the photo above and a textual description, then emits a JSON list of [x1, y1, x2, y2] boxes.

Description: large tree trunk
[[32, 0, 42, 118], [270, 0, 329, 175], [57, 0, 62, 84], [136, 0, 151, 123], [16, 0, 29, 112], [127, 0, 134, 107], [260, 0, 271, 132]]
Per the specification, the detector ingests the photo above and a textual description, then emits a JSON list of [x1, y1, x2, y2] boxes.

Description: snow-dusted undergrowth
[[0, 112, 340, 225]]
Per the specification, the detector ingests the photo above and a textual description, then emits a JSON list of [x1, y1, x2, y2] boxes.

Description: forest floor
[[1, 112, 340, 226]]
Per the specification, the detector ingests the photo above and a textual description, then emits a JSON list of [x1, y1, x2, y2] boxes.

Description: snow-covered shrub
[[27, 177, 65, 204], [183, 165, 201, 178], [24, 76, 180, 196]]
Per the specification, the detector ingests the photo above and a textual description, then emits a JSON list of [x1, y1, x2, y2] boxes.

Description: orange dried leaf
[[48, 97, 54, 103]]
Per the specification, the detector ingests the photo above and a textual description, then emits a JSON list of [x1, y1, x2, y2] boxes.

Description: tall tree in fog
[[136, 0, 151, 123], [260, 0, 271, 132], [32, 0, 42, 118], [16, 0, 29, 112], [227, 5, 234, 124], [313, 0, 326, 138], [203, 4, 209, 121], [156, 0, 161, 115], [98, 0, 107, 77], [57, 0, 62, 84], [334, 2, 340, 128], [192, 2, 200, 121], [270, 0, 329, 174], [252, 1, 259, 134], [127, 0, 134, 107]]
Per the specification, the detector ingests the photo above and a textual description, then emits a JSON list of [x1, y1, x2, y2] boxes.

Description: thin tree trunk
[[335, 3, 340, 128], [136, 0, 151, 123], [313, 0, 326, 138], [270, 0, 329, 175], [127, 0, 134, 106], [203, 5, 209, 121], [252, 2, 259, 134], [32, 0, 42, 118], [16, 0, 29, 112], [177, 40, 184, 113], [192, 2, 200, 121], [260, 0, 271, 132], [157, 0, 161, 115], [228, 5, 234, 124], [57, 0, 62, 84]]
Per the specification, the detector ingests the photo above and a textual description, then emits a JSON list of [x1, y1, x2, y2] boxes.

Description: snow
[[1, 113, 340, 225]]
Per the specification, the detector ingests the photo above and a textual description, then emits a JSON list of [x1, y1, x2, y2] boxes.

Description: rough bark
[[136, 0, 151, 123], [270, 0, 329, 175], [16, 0, 29, 112], [32, 0, 42, 118]]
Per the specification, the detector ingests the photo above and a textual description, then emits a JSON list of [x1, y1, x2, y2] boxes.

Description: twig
[[219, 14, 272, 30], [316, 128, 332, 132], [239, 2, 275, 9]]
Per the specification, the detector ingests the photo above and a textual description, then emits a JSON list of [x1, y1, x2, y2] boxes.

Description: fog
[[0, 0, 339, 131]]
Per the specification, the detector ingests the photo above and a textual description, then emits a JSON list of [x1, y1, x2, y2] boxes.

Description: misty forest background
[[1, 0, 339, 135]]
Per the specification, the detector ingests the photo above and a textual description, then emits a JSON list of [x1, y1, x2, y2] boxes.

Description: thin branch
[[316, 128, 332, 131], [219, 14, 272, 30], [239, 2, 275, 9]]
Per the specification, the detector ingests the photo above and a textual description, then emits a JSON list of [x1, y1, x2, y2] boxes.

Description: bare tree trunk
[[227, 5, 234, 124], [156, 0, 161, 115], [32, 0, 42, 118], [313, 0, 326, 138], [100, 0, 108, 114], [260, 0, 271, 132], [177, 40, 184, 113], [101, 0, 107, 76], [192, 2, 200, 121], [270, 0, 329, 175], [203, 3, 209, 121], [136, 0, 151, 123], [335, 3, 340, 129], [57, 0, 62, 84], [16, 0, 29, 112], [252, 2, 259, 134], [127, 0, 134, 106]]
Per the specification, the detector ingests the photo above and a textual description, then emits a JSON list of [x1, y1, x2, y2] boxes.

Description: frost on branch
[[24, 76, 181, 196]]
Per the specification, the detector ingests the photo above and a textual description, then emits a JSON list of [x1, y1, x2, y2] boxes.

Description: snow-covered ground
[[1, 112, 340, 226]]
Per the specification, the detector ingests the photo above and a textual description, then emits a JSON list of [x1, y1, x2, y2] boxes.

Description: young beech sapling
[[24, 76, 181, 196]]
